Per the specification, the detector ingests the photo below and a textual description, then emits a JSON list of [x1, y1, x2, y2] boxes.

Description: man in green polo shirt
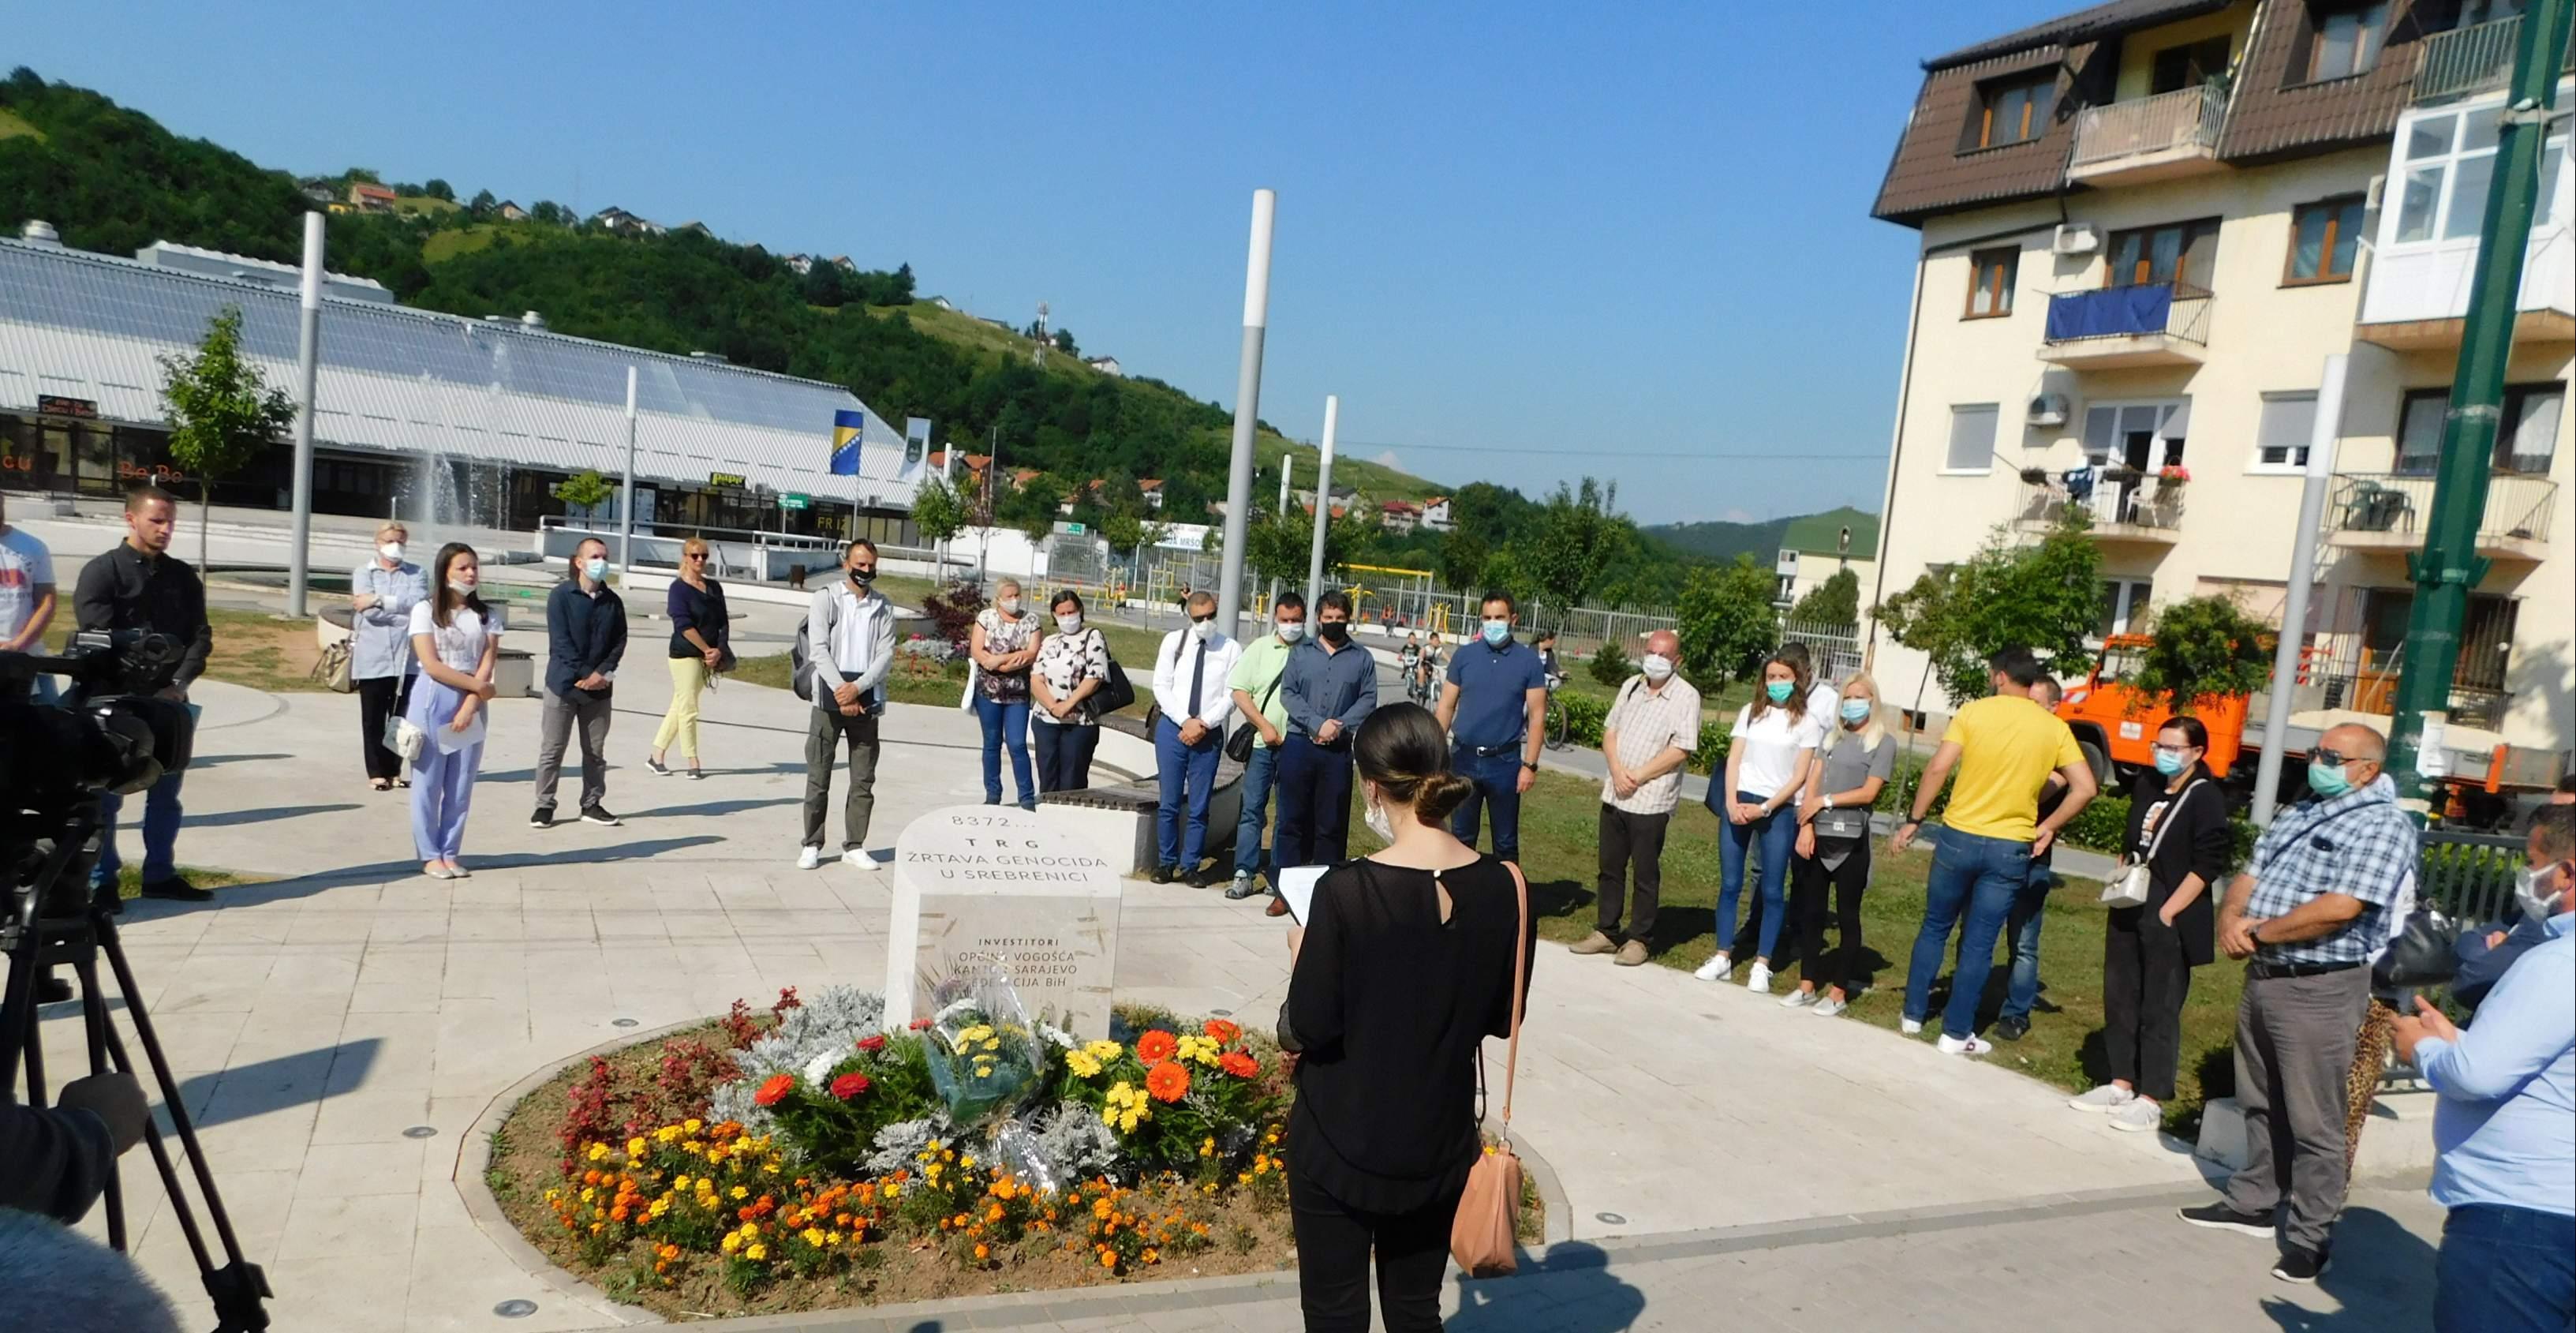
[[1225, 593, 1305, 910]]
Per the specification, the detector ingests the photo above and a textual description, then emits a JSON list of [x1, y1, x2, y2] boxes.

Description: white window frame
[[2252, 390, 2319, 474], [2384, 105, 2572, 257], [1942, 403, 2001, 475], [2078, 398, 2189, 467], [2099, 578, 2155, 638]]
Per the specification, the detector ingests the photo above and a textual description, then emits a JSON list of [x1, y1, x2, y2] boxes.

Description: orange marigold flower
[[1135, 1029, 1178, 1065], [974, 1242, 990, 1260], [1202, 1018, 1242, 1045], [1219, 1050, 1259, 1079], [753, 1074, 795, 1107], [1145, 1060, 1190, 1103]]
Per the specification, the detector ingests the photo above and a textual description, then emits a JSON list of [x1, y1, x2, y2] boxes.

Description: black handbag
[[1226, 673, 1284, 763], [2372, 904, 2461, 992], [1095, 645, 1137, 716]]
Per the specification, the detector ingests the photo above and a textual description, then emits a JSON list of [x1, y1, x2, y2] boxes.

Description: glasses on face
[[686, 552, 707, 562], [2152, 743, 2197, 757], [1191, 613, 1216, 625], [2312, 747, 2351, 767]]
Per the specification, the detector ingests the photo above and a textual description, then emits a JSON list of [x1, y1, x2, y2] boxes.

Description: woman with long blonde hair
[[1783, 670, 1897, 1016], [649, 536, 730, 778]]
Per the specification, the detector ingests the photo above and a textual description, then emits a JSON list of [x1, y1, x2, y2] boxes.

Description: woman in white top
[[406, 543, 499, 879], [1696, 650, 1823, 993], [1029, 589, 1111, 793]]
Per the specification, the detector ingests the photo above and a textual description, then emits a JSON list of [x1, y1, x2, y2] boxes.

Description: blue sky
[[15, 2, 2054, 526]]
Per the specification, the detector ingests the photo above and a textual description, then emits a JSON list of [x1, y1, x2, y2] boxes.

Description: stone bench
[[1033, 710, 1243, 876]]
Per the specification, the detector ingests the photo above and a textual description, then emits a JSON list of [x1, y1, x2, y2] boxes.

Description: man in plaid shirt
[[2179, 724, 2418, 1284]]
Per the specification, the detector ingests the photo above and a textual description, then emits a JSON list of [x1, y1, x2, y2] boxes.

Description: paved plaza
[[32, 645, 2444, 1331]]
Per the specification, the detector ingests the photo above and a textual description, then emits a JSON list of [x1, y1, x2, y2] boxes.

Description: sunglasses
[[2312, 747, 2357, 767], [1191, 613, 1216, 624]]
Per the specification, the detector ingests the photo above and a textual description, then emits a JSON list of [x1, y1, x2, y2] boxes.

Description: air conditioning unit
[[2052, 223, 2099, 256], [2028, 391, 2072, 427]]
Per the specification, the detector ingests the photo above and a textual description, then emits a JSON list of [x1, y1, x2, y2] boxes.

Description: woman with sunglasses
[[649, 537, 730, 779]]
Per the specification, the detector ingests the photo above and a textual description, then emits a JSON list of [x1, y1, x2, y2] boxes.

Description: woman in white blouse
[[1696, 649, 1823, 993], [406, 543, 499, 879], [1030, 589, 1111, 792]]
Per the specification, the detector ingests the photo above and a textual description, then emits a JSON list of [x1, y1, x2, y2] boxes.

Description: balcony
[[2015, 470, 2186, 545], [2413, 15, 2576, 104], [2039, 284, 2212, 367], [2068, 84, 2230, 186], [2323, 472, 2559, 563]]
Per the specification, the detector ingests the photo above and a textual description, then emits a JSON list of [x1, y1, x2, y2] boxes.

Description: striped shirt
[[1601, 674, 1702, 815], [2242, 774, 2418, 968]]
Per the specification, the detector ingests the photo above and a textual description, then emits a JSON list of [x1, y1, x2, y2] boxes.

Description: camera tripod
[[2, 803, 272, 1332]]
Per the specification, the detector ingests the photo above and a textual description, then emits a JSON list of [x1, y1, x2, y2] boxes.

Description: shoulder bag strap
[[1500, 859, 1530, 1128], [2137, 778, 2203, 864]]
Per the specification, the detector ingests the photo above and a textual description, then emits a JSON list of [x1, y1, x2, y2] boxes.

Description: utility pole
[[2253, 354, 2350, 826], [285, 212, 324, 617], [1304, 396, 1339, 610], [1214, 189, 1277, 640], [1269, 452, 1293, 610], [620, 366, 637, 576], [2384, 0, 2573, 814]]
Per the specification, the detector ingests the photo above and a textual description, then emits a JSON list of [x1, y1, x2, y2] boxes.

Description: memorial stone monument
[[884, 806, 1124, 1038]]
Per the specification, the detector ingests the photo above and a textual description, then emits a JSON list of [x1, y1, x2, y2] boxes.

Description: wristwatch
[[1522, 759, 1539, 771], [1822, 794, 1836, 811]]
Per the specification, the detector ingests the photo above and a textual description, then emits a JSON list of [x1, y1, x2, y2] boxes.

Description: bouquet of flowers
[[918, 966, 1060, 1184]]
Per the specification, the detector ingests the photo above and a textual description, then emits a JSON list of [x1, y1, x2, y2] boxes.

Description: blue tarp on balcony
[[2046, 283, 2172, 340]]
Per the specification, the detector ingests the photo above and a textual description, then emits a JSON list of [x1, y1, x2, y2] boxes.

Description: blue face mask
[[582, 556, 608, 582], [1766, 681, 1794, 703], [2153, 749, 2189, 777], [2306, 761, 2353, 798], [1481, 620, 1512, 646], [1839, 699, 1871, 725]]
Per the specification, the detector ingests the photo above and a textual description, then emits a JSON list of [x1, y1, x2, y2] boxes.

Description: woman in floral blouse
[[1030, 589, 1111, 792], [969, 579, 1041, 808]]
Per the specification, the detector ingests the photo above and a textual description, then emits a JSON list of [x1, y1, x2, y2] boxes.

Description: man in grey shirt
[[799, 539, 895, 871], [1274, 590, 1378, 879]]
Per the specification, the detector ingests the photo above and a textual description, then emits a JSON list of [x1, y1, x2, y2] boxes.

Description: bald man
[[1573, 630, 1700, 966], [2180, 723, 2420, 1285]]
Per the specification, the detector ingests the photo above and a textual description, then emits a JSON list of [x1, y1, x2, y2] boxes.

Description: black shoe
[[36, 975, 73, 1005], [2272, 1246, 2329, 1283], [580, 805, 622, 827], [1191, 866, 1229, 889], [1150, 864, 1176, 885], [530, 807, 555, 829], [2178, 1203, 2275, 1238], [139, 874, 211, 903], [646, 757, 673, 777], [1994, 1016, 2030, 1042]]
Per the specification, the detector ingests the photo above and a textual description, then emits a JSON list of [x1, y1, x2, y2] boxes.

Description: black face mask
[[850, 566, 877, 586], [1318, 620, 1350, 645]]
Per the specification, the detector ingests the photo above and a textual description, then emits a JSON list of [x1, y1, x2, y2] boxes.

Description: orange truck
[[2054, 635, 2249, 789]]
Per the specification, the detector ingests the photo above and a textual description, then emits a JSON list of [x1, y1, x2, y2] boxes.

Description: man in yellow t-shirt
[[1890, 647, 2099, 1054]]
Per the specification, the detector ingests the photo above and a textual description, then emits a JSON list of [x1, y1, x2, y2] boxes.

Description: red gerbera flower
[[1219, 1050, 1259, 1079], [1135, 1030, 1178, 1065], [1145, 1060, 1191, 1103], [829, 1073, 871, 1100], [856, 1035, 888, 1054], [1202, 1018, 1243, 1045], [753, 1073, 795, 1107], [909, 1017, 935, 1032]]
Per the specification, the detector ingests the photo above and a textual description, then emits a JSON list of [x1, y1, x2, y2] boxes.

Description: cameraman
[[72, 487, 210, 904], [0, 1073, 181, 1332]]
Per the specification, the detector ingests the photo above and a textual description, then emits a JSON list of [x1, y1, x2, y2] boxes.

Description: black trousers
[[1791, 835, 1871, 992], [1277, 735, 1355, 873], [2102, 902, 2193, 1102], [357, 674, 415, 781], [1595, 804, 1669, 940], [1288, 1165, 1460, 1333], [1031, 721, 1098, 792]]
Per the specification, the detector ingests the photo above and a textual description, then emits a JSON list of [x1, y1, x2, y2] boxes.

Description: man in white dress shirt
[[1149, 590, 1240, 883]]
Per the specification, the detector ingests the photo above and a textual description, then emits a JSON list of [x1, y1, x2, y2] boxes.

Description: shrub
[[920, 580, 987, 654], [1587, 642, 1632, 688]]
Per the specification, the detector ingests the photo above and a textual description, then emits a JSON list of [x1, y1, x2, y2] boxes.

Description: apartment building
[[1865, 0, 2573, 788]]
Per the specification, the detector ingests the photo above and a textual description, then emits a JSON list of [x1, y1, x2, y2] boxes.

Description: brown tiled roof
[[2217, 0, 2438, 162], [1871, 49, 2091, 226], [1927, 0, 2234, 69]]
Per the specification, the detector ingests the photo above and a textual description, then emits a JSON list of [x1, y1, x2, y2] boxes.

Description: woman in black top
[[1284, 702, 1534, 1332], [2074, 715, 2231, 1132], [649, 537, 730, 778]]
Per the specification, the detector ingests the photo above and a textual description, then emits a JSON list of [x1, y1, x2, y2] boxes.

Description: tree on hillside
[[422, 178, 454, 202], [1876, 516, 2102, 706], [1789, 567, 1860, 627], [530, 200, 572, 226], [468, 189, 496, 216], [159, 306, 293, 569], [1052, 328, 1077, 355], [1675, 555, 1778, 686], [342, 167, 381, 185]]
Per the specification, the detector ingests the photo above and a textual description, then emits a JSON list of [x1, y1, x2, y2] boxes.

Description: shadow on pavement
[[164, 1038, 379, 1130], [181, 752, 293, 769], [2257, 1207, 2438, 1331], [118, 836, 731, 919], [623, 798, 799, 821], [188, 803, 363, 827], [1451, 1241, 1646, 1331]]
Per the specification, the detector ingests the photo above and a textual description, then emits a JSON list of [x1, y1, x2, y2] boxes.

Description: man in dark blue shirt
[[1277, 590, 1378, 872], [1435, 590, 1548, 863], [535, 537, 627, 829]]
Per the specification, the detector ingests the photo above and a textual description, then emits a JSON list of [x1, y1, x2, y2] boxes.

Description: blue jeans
[[1154, 716, 1221, 869], [1276, 735, 1355, 875], [2436, 1204, 2576, 1333], [1449, 747, 1525, 862], [1904, 827, 2032, 1039], [1714, 792, 1794, 961], [974, 695, 1034, 807], [1030, 720, 1097, 793], [93, 768, 185, 889], [1233, 743, 1280, 878], [1998, 864, 2053, 1024]]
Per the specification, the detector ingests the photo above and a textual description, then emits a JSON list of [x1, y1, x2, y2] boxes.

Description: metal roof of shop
[[0, 237, 922, 504]]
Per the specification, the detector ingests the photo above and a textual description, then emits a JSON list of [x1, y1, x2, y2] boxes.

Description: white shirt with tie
[[1152, 627, 1242, 734]]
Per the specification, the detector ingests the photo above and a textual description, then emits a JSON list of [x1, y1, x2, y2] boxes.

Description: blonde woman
[[1784, 672, 1897, 1016], [650, 537, 730, 778], [969, 579, 1040, 808], [349, 522, 426, 790]]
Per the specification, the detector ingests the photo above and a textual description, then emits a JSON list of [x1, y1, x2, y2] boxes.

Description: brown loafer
[[1568, 930, 1616, 956], [1264, 896, 1290, 917], [1614, 939, 1650, 967]]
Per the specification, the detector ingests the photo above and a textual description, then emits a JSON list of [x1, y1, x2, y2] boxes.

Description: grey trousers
[[804, 706, 880, 851], [2220, 964, 2371, 1252], [534, 688, 612, 813]]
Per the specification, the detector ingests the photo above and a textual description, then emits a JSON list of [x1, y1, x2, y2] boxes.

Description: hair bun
[[1415, 770, 1478, 825]]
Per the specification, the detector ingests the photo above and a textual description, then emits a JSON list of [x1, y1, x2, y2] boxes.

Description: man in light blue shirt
[[2395, 805, 2575, 1333]]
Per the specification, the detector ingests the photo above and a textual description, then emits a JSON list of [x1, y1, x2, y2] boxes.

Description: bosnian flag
[[829, 410, 866, 476]]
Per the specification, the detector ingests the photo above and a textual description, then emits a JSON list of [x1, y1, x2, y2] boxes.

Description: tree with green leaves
[[1789, 567, 1861, 627], [1675, 555, 1778, 686], [910, 475, 970, 549], [159, 306, 293, 569], [2130, 593, 2274, 712], [421, 178, 454, 202], [1052, 328, 1077, 354], [1519, 477, 1632, 620], [551, 469, 616, 519], [1438, 529, 1490, 592], [1875, 515, 2103, 706], [468, 188, 496, 216]]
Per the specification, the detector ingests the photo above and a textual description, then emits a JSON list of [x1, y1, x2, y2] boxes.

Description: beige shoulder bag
[[1451, 859, 1530, 1278]]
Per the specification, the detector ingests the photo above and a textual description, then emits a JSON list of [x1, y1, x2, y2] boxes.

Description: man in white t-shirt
[[0, 491, 58, 656]]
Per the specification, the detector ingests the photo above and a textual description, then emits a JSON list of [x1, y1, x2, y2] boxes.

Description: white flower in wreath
[[1037, 1020, 1076, 1050], [802, 1047, 840, 1088]]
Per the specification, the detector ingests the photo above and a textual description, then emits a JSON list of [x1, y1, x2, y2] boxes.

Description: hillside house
[[346, 182, 397, 214], [1138, 478, 1165, 510], [494, 200, 529, 223], [783, 253, 814, 276], [1380, 499, 1421, 534], [1420, 496, 1453, 532], [1085, 355, 1123, 376]]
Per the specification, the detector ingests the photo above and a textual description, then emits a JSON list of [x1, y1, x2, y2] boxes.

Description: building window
[[2286, 196, 2365, 283], [2301, 2, 2391, 83], [2151, 36, 2234, 93], [2397, 389, 2447, 475], [2105, 219, 2223, 294], [2256, 391, 2319, 471], [1965, 248, 2018, 318], [2388, 108, 2573, 246], [1972, 73, 2056, 149], [2498, 383, 2565, 474], [2099, 579, 2155, 637], [1946, 404, 1999, 472]]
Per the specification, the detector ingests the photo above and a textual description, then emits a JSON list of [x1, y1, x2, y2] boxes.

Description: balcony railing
[[2070, 83, 2229, 170], [2293, 635, 2514, 730], [2324, 471, 2559, 549], [2017, 470, 2187, 537], [2043, 283, 2214, 346], [2415, 15, 2576, 103]]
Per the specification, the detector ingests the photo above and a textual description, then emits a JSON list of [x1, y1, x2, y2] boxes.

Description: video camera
[[0, 629, 194, 808]]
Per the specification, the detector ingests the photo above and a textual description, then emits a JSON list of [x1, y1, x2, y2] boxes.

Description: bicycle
[[1542, 675, 1570, 751]]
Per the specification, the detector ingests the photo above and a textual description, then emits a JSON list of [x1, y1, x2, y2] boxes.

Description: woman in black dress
[[1283, 702, 1535, 1331]]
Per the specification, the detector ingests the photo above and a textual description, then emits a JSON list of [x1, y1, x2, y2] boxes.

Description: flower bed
[[488, 987, 1300, 1318]]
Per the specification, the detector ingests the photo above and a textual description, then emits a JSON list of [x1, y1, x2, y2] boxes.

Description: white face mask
[[2516, 864, 2568, 922], [378, 541, 405, 563], [1641, 653, 1674, 681], [1277, 620, 1306, 643], [1363, 787, 1395, 843], [1056, 613, 1082, 635], [1000, 597, 1023, 616], [447, 579, 476, 596], [1191, 618, 1217, 642]]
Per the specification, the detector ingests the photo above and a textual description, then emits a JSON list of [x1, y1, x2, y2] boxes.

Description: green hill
[[1641, 515, 1793, 566]]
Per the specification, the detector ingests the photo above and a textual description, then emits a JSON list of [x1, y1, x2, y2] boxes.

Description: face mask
[[2514, 864, 2566, 922], [1191, 618, 1216, 642], [2153, 749, 2190, 777], [1481, 620, 1511, 646], [582, 557, 608, 582], [1318, 621, 1350, 645], [1765, 681, 1794, 703], [1641, 653, 1674, 681], [2306, 761, 2354, 799], [378, 541, 405, 563], [1000, 597, 1023, 616], [1363, 788, 1394, 843], [447, 579, 477, 596], [1056, 613, 1082, 635], [1840, 698, 1871, 725], [1276, 620, 1306, 643], [850, 567, 876, 586]]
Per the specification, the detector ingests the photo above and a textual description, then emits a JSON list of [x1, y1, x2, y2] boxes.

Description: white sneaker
[[1936, 1033, 1993, 1057], [795, 845, 823, 871], [841, 848, 879, 872], [1900, 1018, 1924, 1035], [1779, 988, 1819, 1009], [1812, 994, 1849, 1017], [2069, 1084, 2137, 1112], [2111, 1099, 2160, 1133], [1692, 953, 1733, 983], [1744, 963, 1773, 994]]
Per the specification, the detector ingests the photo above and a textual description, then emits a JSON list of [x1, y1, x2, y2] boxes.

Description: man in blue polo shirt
[[1435, 590, 1548, 863]]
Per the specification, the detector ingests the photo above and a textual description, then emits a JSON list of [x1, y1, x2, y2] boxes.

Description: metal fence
[[2418, 829, 2525, 930], [2415, 14, 2576, 103], [2070, 83, 2227, 169]]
